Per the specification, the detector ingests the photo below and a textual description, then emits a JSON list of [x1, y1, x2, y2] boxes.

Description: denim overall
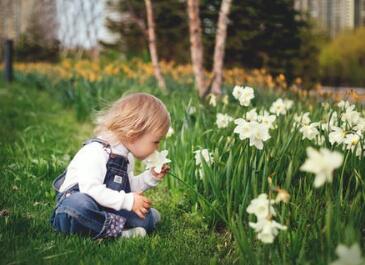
[[49, 138, 156, 239]]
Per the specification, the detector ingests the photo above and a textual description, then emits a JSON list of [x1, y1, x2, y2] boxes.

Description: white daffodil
[[299, 122, 320, 141], [144, 150, 171, 174], [322, 102, 330, 110], [234, 118, 252, 140], [246, 193, 276, 219], [186, 106, 197, 115], [232, 85, 244, 99], [249, 218, 287, 244], [337, 100, 352, 110], [194, 149, 214, 166], [246, 108, 258, 121], [209, 94, 217, 107], [216, 113, 234, 128], [320, 122, 329, 132], [329, 126, 346, 145], [249, 122, 271, 150], [341, 106, 361, 127], [330, 243, 364, 265], [234, 120, 271, 150], [343, 133, 361, 152], [300, 147, 343, 188], [328, 111, 339, 128], [233, 85, 255, 106], [270, 98, 287, 116], [166, 127, 174, 138], [294, 112, 311, 126], [354, 117, 365, 133], [284, 99, 294, 110], [258, 111, 276, 129], [222, 95, 229, 105]]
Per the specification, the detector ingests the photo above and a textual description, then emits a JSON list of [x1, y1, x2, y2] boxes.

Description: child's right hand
[[132, 192, 151, 219]]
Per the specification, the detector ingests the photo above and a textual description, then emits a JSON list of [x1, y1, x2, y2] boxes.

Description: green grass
[[0, 79, 234, 265], [2, 70, 365, 264]]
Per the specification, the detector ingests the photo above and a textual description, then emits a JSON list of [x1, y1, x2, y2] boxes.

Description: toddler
[[50, 92, 171, 239]]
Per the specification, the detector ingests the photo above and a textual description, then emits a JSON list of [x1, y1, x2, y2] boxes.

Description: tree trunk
[[145, 0, 166, 91], [211, 0, 232, 95], [187, 0, 206, 97]]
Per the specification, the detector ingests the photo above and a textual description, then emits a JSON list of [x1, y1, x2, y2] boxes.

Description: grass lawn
[[0, 79, 234, 265]]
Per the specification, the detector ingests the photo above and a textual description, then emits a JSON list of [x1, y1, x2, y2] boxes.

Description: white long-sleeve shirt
[[59, 133, 161, 211]]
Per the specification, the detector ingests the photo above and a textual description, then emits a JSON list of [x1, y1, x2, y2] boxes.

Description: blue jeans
[[50, 191, 157, 239]]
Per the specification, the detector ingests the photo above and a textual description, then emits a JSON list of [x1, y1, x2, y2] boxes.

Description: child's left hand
[[151, 164, 170, 180]]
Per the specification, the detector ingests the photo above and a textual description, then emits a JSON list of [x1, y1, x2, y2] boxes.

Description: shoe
[[150, 208, 161, 225], [121, 227, 147, 238]]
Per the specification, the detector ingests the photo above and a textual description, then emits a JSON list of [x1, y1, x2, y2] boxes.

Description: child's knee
[[125, 208, 160, 233], [51, 192, 104, 236]]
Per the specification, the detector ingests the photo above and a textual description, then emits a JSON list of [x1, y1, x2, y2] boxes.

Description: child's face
[[125, 131, 164, 160]]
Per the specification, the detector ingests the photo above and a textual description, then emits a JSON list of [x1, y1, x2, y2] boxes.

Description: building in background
[[295, 0, 364, 37], [355, 0, 365, 26], [1, 0, 117, 52], [0, 0, 57, 42]]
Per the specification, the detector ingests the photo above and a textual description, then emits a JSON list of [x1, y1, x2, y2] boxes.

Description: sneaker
[[150, 208, 161, 225], [121, 227, 147, 238]]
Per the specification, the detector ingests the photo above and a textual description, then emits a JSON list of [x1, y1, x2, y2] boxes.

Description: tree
[[145, 0, 166, 90], [210, 0, 232, 95], [187, 0, 206, 97], [104, 0, 189, 62], [105, 0, 317, 87]]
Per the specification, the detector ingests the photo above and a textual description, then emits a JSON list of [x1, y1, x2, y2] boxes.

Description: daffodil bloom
[[337, 100, 352, 110], [258, 111, 276, 129], [166, 127, 174, 138], [284, 99, 294, 110], [248, 122, 271, 150], [233, 85, 254, 106], [299, 122, 320, 141], [322, 102, 330, 110], [249, 218, 287, 244], [341, 106, 361, 127], [234, 119, 271, 150], [329, 126, 346, 145], [216, 113, 234, 128], [294, 112, 311, 126], [186, 106, 197, 115], [222, 95, 229, 105], [208, 94, 217, 107], [343, 133, 361, 154], [354, 118, 365, 133], [300, 147, 343, 188], [245, 108, 258, 121], [144, 150, 171, 174], [194, 149, 214, 166], [246, 193, 276, 219], [234, 118, 252, 140], [270, 98, 287, 116], [330, 243, 364, 265]]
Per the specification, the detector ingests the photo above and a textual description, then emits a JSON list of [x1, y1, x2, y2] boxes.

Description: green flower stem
[[169, 171, 228, 224]]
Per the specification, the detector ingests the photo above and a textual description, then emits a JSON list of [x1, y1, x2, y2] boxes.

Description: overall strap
[[52, 138, 111, 193], [83, 138, 112, 153]]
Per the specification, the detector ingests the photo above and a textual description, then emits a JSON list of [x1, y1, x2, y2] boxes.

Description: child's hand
[[132, 192, 151, 219], [151, 164, 170, 180]]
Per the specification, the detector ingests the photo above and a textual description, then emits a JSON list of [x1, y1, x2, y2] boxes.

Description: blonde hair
[[94, 92, 170, 143]]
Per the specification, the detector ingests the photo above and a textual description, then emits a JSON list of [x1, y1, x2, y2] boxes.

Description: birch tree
[[145, 0, 166, 90], [187, 0, 206, 97], [210, 0, 232, 95]]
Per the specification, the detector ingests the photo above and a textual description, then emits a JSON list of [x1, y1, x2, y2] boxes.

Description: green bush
[[319, 27, 365, 87]]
